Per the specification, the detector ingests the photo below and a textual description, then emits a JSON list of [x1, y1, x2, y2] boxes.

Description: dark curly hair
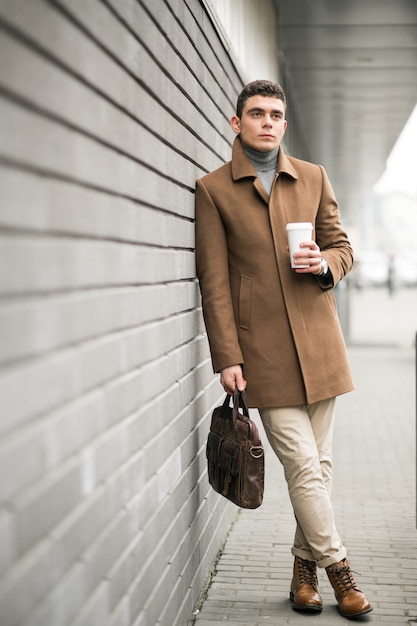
[[236, 80, 287, 118]]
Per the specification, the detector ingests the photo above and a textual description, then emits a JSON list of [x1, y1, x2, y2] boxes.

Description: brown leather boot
[[290, 556, 322, 612], [326, 559, 372, 618]]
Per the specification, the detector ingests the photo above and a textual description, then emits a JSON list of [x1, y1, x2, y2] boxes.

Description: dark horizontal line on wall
[[0, 82, 199, 184], [45, 0, 231, 158], [0, 12, 227, 171], [128, 0, 237, 124]]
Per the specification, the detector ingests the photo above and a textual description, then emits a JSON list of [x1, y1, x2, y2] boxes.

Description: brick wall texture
[[0, 1, 242, 624]]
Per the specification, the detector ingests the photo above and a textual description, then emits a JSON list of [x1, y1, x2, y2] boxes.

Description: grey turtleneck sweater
[[244, 146, 279, 195]]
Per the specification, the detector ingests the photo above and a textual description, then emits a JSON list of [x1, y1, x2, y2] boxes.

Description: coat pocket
[[239, 274, 252, 329]]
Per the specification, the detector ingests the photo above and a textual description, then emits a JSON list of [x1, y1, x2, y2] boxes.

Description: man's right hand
[[220, 365, 247, 395]]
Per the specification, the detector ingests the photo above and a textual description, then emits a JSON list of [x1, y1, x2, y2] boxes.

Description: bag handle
[[222, 390, 263, 450], [233, 388, 249, 418], [221, 389, 250, 426]]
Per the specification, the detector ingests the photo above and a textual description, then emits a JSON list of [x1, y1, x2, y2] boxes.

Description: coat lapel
[[231, 136, 298, 205]]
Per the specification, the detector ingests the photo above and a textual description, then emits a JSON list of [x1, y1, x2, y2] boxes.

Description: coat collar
[[231, 136, 298, 181]]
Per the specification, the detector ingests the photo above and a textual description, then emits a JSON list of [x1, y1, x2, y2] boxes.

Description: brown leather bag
[[206, 390, 264, 509]]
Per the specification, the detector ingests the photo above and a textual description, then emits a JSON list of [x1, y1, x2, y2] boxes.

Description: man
[[195, 80, 372, 619]]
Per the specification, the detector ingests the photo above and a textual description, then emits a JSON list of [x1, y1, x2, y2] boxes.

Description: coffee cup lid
[[286, 222, 313, 230]]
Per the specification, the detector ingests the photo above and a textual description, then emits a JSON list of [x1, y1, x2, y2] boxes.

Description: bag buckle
[[250, 446, 264, 459]]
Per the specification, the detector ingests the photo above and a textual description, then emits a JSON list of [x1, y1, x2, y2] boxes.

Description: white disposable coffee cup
[[286, 222, 313, 268]]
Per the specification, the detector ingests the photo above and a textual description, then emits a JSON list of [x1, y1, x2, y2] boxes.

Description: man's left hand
[[290, 241, 322, 274]]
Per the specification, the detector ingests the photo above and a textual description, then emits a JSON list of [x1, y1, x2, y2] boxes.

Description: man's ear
[[230, 115, 241, 134]]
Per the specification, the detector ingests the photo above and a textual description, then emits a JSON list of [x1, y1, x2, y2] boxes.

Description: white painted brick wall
[[0, 0, 242, 624]]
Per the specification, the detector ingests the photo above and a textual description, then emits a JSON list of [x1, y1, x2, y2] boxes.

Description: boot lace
[[331, 562, 361, 593], [298, 558, 319, 589]]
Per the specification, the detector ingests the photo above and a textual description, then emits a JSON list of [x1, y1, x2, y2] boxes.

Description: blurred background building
[[0, 1, 416, 625]]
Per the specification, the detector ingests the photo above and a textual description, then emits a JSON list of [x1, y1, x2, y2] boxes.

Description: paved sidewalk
[[192, 344, 417, 624]]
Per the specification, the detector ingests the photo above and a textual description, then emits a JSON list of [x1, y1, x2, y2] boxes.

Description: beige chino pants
[[259, 398, 347, 568]]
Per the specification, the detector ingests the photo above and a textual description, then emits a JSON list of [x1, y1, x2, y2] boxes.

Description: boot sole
[[338, 606, 373, 619], [289, 592, 322, 612]]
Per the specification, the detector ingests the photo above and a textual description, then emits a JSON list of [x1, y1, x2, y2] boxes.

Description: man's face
[[231, 95, 287, 152]]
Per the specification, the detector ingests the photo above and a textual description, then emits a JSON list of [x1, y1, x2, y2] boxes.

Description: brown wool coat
[[195, 137, 354, 408]]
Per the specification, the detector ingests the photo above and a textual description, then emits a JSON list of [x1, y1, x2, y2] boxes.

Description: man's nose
[[263, 115, 273, 126]]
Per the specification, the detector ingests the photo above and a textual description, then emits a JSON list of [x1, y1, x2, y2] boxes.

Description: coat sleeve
[[315, 165, 354, 289], [195, 178, 244, 373]]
